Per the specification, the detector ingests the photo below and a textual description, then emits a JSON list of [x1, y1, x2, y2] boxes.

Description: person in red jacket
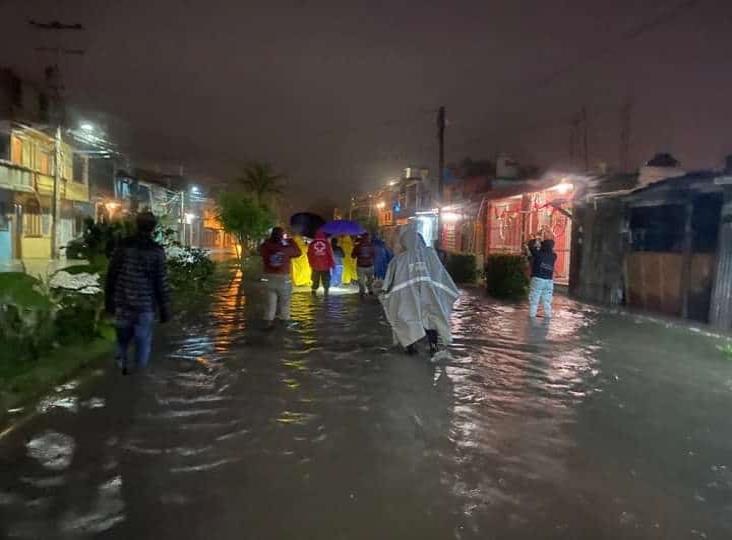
[[307, 231, 335, 297], [259, 227, 302, 328]]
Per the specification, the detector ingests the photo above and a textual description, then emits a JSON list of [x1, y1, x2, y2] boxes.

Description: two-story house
[[0, 69, 90, 265], [0, 122, 90, 264]]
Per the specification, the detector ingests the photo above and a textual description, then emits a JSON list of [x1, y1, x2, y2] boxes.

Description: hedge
[[484, 254, 529, 300]]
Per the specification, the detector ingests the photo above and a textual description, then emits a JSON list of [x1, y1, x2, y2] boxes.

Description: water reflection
[[1, 282, 731, 538]]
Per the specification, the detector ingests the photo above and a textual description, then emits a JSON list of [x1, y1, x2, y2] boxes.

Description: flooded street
[[2, 275, 732, 539]]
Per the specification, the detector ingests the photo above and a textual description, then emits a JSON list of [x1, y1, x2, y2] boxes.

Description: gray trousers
[[357, 266, 375, 294], [264, 274, 293, 321]]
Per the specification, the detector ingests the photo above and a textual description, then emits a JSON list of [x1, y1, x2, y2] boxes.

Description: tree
[[235, 162, 285, 205], [217, 192, 275, 269]]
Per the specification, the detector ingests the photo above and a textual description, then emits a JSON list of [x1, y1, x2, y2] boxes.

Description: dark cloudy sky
[[1, 0, 730, 207]]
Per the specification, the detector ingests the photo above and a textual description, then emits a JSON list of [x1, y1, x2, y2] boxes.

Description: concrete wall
[[570, 199, 626, 305], [21, 236, 51, 260]]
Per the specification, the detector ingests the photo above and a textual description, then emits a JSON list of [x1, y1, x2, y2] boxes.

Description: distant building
[[350, 166, 437, 248], [0, 121, 90, 266], [0, 68, 53, 126]]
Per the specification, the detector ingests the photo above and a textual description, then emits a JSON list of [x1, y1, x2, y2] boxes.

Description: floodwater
[[2, 275, 732, 539]]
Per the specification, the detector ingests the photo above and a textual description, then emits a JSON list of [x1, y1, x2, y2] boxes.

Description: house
[[0, 69, 93, 268], [436, 157, 575, 285], [570, 153, 732, 328], [351, 166, 437, 248], [0, 122, 90, 266], [439, 166, 493, 256], [484, 179, 575, 284]]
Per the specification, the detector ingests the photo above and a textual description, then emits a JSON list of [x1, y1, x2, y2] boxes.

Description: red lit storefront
[[486, 184, 573, 284]]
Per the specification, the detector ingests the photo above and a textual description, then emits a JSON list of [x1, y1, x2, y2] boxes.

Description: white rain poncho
[[380, 226, 459, 347]]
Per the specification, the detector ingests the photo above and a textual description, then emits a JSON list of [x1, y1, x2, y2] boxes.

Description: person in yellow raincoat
[[340, 235, 358, 286], [290, 234, 311, 286]]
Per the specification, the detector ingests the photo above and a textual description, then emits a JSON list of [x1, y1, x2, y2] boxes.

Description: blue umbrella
[[319, 220, 366, 236]]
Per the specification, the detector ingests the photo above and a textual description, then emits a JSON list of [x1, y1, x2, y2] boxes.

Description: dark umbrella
[[290, 212, 325, 238], [319, 220, 366, 236]]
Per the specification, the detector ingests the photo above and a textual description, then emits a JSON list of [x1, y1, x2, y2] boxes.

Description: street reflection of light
[[211, 269, 246, 354]]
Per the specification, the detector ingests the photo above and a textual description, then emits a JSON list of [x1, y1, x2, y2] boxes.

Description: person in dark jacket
[[372, 235, 393, 280], [105, 212, 171, 374], [527, 233, 557, 318], [351, 232, 376, 297]]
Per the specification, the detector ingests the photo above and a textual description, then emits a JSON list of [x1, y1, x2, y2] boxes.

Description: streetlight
[[554, 181, 574, 195]]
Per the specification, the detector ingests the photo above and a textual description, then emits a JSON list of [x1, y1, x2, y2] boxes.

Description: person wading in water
[[105, 211, 171, 375], [259, 227, 302, 329]]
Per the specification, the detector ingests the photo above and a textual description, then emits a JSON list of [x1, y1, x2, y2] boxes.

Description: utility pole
[[619, 97, 633, 173], [437, 106, 446, 202], [569, 112, 580, 165], [581, 106, 589, 172], [29, 18, 85, 259], [180, 191, 186, 246], [436, 106, 446, 244]]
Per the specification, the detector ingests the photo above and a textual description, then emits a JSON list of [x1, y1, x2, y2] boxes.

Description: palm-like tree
[[235, 162, 285, 205]]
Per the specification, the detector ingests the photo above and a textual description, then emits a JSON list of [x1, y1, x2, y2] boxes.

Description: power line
[[451, 0, 703, 149], [531, 0, 700, 92]]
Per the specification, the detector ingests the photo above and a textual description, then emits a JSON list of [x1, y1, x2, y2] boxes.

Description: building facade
[[0, 122, 90, 266]]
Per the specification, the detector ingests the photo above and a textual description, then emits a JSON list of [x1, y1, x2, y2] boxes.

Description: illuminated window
[[21, 140, 32, 169], [37, 149, 52, 175], [10, 136, 23, 164]]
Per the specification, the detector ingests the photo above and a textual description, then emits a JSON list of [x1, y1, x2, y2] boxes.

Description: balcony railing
[[0, 162, 89, 202], [0, 161, 34, 192]]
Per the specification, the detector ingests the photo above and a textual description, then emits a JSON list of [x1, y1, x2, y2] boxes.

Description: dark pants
[[115, 311, 155, 369], [425, 329, 438, 345], [311, 270, 331, 293]]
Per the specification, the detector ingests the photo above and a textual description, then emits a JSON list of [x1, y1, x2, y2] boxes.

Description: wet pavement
[[2, 274, 732, 539]]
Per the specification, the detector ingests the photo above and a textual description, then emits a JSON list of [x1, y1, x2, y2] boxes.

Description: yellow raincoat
[[340, 235, 357, 285], [290, 235, 311, 286]]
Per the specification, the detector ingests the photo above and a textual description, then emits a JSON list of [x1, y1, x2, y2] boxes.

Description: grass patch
[[0, 325, 115, 425]]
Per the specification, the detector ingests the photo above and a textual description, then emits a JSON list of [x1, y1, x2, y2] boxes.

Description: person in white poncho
[[380, 226, 460, 355]]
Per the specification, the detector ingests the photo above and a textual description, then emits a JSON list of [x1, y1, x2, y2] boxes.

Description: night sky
[[1, 0, 730, 208]]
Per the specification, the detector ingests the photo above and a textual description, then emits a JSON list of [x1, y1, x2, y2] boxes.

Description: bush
[[484, 254, 529, 300], [446, 253, 478, 284], [0, 273, 57, 363], [66, 217, 134, 269], [49, 270, 105, 345], [166, 246, 216, 292]]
